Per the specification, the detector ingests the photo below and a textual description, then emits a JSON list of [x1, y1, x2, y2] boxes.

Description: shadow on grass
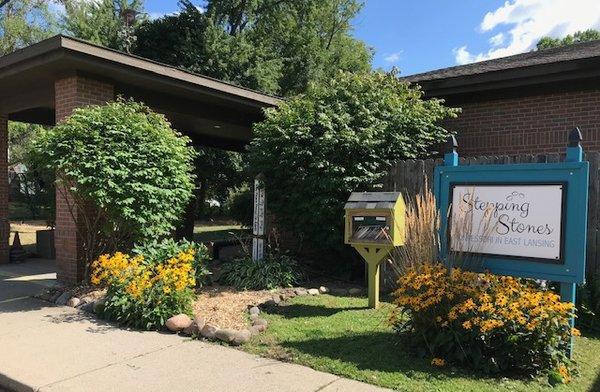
[[279, 332, 448, 375], [276, 331, 541, 385], [271, 303, 367, 318]]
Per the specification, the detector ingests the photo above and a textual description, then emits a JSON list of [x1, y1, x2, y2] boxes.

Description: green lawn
[[193, 223, 249, 243], [244, 294, 600, 392]]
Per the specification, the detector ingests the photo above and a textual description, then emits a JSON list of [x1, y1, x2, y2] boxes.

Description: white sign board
[[450, 184, 564, 261]]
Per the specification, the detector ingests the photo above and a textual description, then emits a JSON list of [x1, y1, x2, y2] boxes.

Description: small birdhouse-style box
[[344, 192, 406, 247]]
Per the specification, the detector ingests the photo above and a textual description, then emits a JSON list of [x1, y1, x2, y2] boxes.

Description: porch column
[[54, 75, 114, 284], [0, 115, 8, 264]]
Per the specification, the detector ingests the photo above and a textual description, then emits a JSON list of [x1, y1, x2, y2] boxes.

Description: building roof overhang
[[0, 35, 282, 150]]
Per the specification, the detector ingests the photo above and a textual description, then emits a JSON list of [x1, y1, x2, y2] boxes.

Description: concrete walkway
[[0, 260, 390, 392]]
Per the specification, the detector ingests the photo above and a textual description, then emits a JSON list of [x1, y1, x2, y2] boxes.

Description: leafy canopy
[[60, 0, 144, 51], [537, 29, 600, 50], [32, 99, 197, 256], [134, 0, 372, 96], [248, 71, 459, 255], [0, 0, 58, 55]]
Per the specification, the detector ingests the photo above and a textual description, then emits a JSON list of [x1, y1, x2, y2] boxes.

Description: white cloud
[[454, 0, 600, 65], [489, 32, 505, 47], [383, 51, 403, 63]]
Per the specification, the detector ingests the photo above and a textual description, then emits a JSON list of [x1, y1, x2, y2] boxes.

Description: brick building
[[405, 40, 600, 156], [0, 35, 279, 284]]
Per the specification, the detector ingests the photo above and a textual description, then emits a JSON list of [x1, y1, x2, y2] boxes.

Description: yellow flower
[[431, 358, 445, 367]]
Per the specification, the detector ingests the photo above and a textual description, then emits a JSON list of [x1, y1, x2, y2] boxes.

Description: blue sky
[[144, 0, 600, 76]]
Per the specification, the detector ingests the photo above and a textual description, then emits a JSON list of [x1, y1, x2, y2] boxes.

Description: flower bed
[[391, 263, 578, 383]]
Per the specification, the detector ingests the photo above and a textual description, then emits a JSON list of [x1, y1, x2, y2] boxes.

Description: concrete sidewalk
[[0, 261, 390, 392]]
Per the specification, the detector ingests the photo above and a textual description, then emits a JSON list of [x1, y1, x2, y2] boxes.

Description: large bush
[[32, 99, 196, 276], [391, 263, 577, 382], [91, 240, 207, 330], [248, 71, 458, 258]]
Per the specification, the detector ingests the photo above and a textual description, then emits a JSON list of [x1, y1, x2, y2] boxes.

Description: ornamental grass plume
[[389, 181, 441, 276]]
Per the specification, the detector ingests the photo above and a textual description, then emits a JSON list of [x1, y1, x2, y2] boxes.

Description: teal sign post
[[434, 129, 589, 357]]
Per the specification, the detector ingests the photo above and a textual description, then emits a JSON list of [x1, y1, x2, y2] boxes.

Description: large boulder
[[165, 314, 192, 333]]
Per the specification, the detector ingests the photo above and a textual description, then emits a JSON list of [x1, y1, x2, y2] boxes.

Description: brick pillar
[[0, 115, 8, 264], [54, 75, 114, 284]]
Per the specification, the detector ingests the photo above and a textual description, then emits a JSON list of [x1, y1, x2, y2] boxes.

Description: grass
[[193, 222, 249, 243], [243, 294, 600, 392]]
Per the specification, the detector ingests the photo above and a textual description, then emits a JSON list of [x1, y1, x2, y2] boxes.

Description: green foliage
[[225, 187, 253, 227], [9, 122, 55, 223], [577, 272, 600, 332], [134, 0, 372, 96], [220, 252, 302, 290], [31, 99, 196, 270], [195, 146, 243, 207], [93, 244, 203, 330], [392, 264, 576, 378], [61, 0, 144, 51], [134, 0, 282, 94], [537, 29, 600, 50], [248, 70, 458, 256], [133, 238, 211, 286], [0, 0, 58, 55], [102, 279, 195, 330]]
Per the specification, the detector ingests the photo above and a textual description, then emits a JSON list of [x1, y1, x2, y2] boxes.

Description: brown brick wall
[[54, 75, 114, 284], [0, 115, 8, 264], [444, 89, 600, 156]]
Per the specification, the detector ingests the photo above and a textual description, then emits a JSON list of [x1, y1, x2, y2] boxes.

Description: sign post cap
[[568, 127, 583, 147]]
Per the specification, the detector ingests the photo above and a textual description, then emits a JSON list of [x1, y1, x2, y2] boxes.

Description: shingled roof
[[405, 39, 600, 83]]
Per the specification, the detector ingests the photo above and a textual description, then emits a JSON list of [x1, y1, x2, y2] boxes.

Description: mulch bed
[[194, 286, 274, 330]]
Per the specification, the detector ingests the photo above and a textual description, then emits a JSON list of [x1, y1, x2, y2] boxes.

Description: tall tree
[[537, 29, 600, 50], [61, 0, 144, 51], [135, 0, 282, 94], [0, 0, 58, 55], [135, 0, 372, 96]]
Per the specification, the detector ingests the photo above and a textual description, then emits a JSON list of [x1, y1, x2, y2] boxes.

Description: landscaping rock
[[200, 324, 219, 340], [232, 329, 252, 345], [252, 318, 268, 329], [307, 288, 319, 295], [67, 297, 81, 308], [55, 291, 71, 306], [49, 291, 63, 303], [93, 299, 106, 314], [165, 314, 192, 333], [294, 288, 308, 296], [215, 328, 237, 343], [80, 302, 94, 313], [249, 325, 263, 336], [263, 299, 278, 308], [319, 286, 329, 294], [330, 288, 348, 296], [348, 288, 363, 295], [272, 294, 282, 304], [249, 306, 260, 316], [182, 321, 200, 336], [194, 316, 206, 331]]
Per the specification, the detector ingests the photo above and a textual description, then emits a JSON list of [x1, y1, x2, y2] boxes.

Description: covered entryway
[[0, 35, 280, 284]]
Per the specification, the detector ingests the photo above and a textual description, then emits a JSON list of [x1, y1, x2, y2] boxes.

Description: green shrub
[[226, 188, 253, 228], [248, 70, 458, 259], [92, 240, 207, 330], [31, 98, 196, 276], [133, 238, 211, 286], [220, 253, 302, 290], [391, 263, 577, 381]]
